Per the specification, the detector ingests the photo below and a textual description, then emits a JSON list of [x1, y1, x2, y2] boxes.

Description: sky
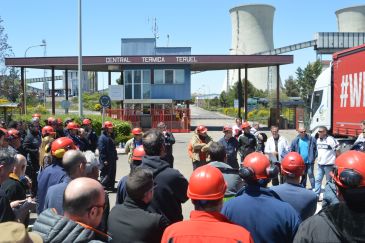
[[1, 0, 364, 94]]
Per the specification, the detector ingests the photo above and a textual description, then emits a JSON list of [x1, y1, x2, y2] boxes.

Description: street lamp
[[24, 42, 46, 115]]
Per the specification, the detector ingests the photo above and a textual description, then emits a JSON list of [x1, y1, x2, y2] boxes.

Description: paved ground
[[110, 127, 324, 220]]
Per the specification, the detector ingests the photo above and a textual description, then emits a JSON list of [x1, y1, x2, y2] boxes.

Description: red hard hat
[[42, 126, 56, 136], [32, 113, 41, 118], [241, 122, 251, 129], [281, 152, 305, 177], [104, 121, 114, 129], [66, 122, 79, 130], [196, 125, 207, 134], [332, 150, 365, 188], [51, 137, 76, 158], [187, 165, 227, 200], [82, 118, 91, 125], [7, 129, 20, 139], [132, 127, 142, 135], [242, 152, 271, 180], [223, 125, 232, 132], [47, 117, 56, 125], [132, 146, 145, 161]]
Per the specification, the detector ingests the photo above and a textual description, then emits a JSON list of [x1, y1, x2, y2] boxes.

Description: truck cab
[[310, 66, 332, 135]]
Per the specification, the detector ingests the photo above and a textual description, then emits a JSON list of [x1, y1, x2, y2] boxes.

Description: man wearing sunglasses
[[33, 177, 109, 242], [314, 126, 340, 200]]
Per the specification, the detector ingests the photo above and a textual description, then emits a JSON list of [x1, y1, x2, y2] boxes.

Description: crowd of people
[[0, 114, 364, 242]]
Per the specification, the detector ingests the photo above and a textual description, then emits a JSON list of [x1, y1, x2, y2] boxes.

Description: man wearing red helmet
[[271, 152, 317, 221], [66, 122, 88, 152], [222, 152, 301, 243], [162, 165, 253, 243], [98, 121, 118, 191], [218, 125, 239, 169], [125, 127, 143, 168], [294, 150, 365, 242], [7, 129, 25, 156], [36, 137, 76, 214], [81, 118, 98, 153], [189, 125, 212, 170], [237, 122, 257, 162]]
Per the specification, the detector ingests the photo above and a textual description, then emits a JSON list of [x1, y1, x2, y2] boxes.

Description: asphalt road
[[110, 128, 317, 220]]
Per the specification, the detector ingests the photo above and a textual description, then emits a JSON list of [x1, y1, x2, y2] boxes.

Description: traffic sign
[[99, 95, 111, 107]]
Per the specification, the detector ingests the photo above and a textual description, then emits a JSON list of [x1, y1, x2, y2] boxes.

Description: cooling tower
[[228, 4, 277, 91], [336, 5, 365, 32]]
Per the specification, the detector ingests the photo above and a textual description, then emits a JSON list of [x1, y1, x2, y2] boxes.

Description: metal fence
[[107, 108, 190, 133]]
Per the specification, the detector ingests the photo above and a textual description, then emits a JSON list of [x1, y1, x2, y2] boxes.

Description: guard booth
[[107, 100, 190, 132], [0, 103, 20, 124]]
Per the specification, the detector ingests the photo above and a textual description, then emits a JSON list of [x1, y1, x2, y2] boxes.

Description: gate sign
[[99, 95, 111, 107]]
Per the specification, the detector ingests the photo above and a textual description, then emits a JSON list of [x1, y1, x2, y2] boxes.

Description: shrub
[[12, 113, 131, 145]]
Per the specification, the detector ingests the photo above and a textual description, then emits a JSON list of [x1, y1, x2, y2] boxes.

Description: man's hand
[[10, 199, 26, 208]]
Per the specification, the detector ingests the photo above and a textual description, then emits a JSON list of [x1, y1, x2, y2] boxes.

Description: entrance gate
[[107, 108, 190, 133]]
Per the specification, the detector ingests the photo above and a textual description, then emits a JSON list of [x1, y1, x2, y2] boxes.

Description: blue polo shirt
[[222, 185, 301, 243], [298, 136, 309, 163]]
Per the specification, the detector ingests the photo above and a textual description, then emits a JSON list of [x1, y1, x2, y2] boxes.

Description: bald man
[[33, 177, 110, 242], [42, 150, 87, 214], [1, 154, 27, 202]]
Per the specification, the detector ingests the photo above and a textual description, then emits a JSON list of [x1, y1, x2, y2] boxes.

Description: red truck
[[310, 44, 365, 146]]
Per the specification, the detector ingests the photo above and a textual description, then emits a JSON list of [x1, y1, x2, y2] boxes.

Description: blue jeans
[[300, 163, 315, 189], [314, 164, 334, 196]]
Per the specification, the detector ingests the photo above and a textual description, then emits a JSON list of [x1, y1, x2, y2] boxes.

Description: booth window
[[153, 69, 185, 84]]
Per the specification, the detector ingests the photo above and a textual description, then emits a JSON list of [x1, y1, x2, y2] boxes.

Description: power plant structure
[[225, 4, 365, 93], [336, 5, 365, 32], [228, 4, 277, 92]]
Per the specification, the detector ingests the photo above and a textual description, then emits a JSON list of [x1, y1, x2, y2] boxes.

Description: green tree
[[284, 75, 299, 97], [221, 80, 267, 108], [296, 60, 322, 109], [0, 17, 18, 101]]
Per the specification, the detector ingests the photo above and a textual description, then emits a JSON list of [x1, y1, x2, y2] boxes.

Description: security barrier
[[106, 108, 190, 133]]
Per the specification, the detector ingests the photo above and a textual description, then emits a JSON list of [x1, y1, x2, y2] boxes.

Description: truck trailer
[[310, 44, 365, 147]]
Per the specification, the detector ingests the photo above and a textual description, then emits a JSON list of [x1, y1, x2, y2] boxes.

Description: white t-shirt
[[316, 135, 339, 165]]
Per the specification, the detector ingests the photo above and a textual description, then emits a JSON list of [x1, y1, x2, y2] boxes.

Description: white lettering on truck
[[340, 71, 365, 107]]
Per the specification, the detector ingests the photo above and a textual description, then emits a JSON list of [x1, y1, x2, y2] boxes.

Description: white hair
[[82, 150, 99, 174]]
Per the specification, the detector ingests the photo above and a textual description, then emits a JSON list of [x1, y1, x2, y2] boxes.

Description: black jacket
[[23, 131, 41, 166], [161, 131, 175, 166], [237, 132, 257, 159], [33, 208, 110, 242], [142, 155, 188, 223], [294, 203, 365, 243], [86, 129, 98, 153], [108, 196, 169, 243], [0, 187, 15, 223], [98, 132, 117, 165]]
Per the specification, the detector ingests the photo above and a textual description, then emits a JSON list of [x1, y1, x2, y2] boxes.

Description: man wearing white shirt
[[264, 125, 289, 185], [314, 126, 340, 199]]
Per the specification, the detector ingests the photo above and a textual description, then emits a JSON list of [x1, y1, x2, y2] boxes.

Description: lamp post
[[24, 43, 46, 115], [78, 0, 83, 117]]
